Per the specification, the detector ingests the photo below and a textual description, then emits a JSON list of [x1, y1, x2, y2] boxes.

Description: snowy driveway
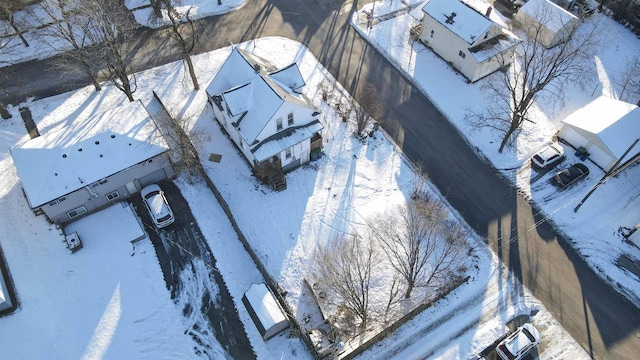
[[132, 180, 255, 359]]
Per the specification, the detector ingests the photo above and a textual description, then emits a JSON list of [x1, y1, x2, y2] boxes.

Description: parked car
[[553, 163, 589, 188], [531, 143, 564, 169], [141, 184, 174, 228], [496, 323, 541, 360]]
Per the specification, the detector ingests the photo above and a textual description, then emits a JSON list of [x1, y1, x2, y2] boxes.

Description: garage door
[[138, 168, 168, 187], [586, 145, 614, 171]]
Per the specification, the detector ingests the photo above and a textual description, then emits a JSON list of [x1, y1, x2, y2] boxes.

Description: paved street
[[2, 1, 639, 358]]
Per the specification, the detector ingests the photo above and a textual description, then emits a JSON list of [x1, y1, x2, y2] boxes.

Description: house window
[[67, 206, 87, 219], [287, 113, 294, 126], [285, 149, 292, 159], [49, 196, 67, 207], [430, 29, 434, 38], [105, 190, 120, 201], [458, 51, 466, 59], [276, 118, 283, 131]]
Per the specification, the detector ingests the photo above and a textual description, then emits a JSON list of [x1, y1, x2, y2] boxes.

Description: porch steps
[[267, 167, 287, 192]]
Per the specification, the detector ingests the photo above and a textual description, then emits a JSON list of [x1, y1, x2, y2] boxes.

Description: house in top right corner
[[514, 0, 581, 48], [557, 96, 640, 172]]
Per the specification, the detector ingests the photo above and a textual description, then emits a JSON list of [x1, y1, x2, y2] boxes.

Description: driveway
[[132, 180, 255, 360]]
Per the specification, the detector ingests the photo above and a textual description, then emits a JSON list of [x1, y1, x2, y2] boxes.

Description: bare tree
[[352, 84, 383, 136], [369, 194, 466, 299], [0, 0, 29, 47], [31, 0, 102, 91], [152, 0, 200, 90], [468, 5, 601, 152], [84, 0, 138, 102], [313, 235, 378, 331], [614, 53, 640, 105]]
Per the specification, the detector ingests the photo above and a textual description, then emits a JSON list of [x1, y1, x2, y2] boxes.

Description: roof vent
[[253, 64, 260, 73], [78, 147, 83, 152], [445, 12, 456, 24], [95, 140, 100, 145], [111, 134, 116, 139], [62, 153, 67, 158]]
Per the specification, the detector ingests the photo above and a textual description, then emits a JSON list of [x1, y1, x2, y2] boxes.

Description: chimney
[[486, 7, 493, 17], [445, 12, 457, 24]]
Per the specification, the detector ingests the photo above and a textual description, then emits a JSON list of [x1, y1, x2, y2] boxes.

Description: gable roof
[[269, 63, 306, 91], [422, 0, 494, 45], [206, 48, 317, 145], [10, 100, 170, 208], [562, 96, 640, 160], [519, 0, 578, 33]]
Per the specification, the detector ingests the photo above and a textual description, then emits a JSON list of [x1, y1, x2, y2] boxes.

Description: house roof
[[562, 96, 640, 160], [206, 48, 318, 145], [519, 0, 578, 33], [422, 0, 494, 45], [252, 120, 323, 163], [269, 63, 306, 91], [10, 100, 170, 208]]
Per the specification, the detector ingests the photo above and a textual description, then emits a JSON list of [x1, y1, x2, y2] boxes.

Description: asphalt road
[[2, 1, 639, 358]]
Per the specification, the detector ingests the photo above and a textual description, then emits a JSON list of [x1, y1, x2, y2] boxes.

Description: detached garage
[[242, 283, 290, 340], [558, 96, 640, 172]]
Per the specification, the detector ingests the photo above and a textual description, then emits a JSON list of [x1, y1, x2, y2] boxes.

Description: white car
[[496, 323, 541, 360], [141, 184, 175, 228], [531, 143, 564, 169]]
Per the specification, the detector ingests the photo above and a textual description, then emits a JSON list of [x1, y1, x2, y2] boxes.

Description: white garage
[[558, 96, 640, 172]]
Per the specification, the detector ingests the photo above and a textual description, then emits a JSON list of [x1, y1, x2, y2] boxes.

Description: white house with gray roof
[[206, 48, 323, 190], [10, 100, 173, 224], [419, 0, 520, 82]]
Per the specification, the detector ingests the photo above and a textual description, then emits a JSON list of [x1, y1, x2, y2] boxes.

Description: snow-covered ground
[[0, 0, 637, 359], [0, 38, 588, 360]]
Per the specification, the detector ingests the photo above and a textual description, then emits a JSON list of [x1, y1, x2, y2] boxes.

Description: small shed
[[515, 0, 580, 48], [558, 96, 640, 172], [242, 283, 290, 340]]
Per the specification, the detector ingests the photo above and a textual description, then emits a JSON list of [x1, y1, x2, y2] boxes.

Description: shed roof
[[519, 0, 578, 33], [242, 283, 288, 338], [10, 100, 169, 208], [562, 96, 640, 160]]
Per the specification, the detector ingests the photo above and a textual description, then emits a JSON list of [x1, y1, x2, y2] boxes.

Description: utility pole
[[574, 138, 640, 212]]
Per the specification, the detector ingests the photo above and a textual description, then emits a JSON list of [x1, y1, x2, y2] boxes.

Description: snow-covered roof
[[10, 100, 170, 208], [519, 0, 578, 33], [207, 48, 317, 145], [562, 96, 640, 160], [252, 120, 324, 162], [422, 0, 494, 45], [269, 63, 306, 91], [243, 283, 288, 334]]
